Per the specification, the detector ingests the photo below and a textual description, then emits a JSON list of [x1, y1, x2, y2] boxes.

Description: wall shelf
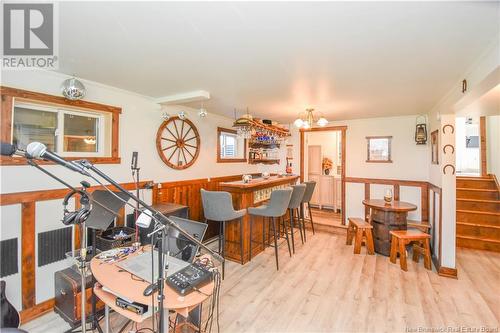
[[249, 158, 280, 165]]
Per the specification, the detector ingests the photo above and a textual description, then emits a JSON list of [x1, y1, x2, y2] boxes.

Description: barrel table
[[362, 199, 417, 256]]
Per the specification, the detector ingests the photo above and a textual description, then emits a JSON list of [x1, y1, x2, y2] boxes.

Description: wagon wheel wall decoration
[[156, 116, 200, 170]]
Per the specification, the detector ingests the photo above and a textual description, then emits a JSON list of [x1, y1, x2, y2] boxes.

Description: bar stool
[[286, 184, 306, 253], [201, 189, 246, 279], [248, 188, 293, 270], [300, 181, 317, 241]]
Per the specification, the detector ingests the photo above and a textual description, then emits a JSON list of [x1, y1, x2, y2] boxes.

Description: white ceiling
[[57, 1, 499, 122]]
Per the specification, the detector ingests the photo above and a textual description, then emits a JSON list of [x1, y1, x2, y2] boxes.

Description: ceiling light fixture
[[294, 108, 329, 129], [198, 102, 208, 118]]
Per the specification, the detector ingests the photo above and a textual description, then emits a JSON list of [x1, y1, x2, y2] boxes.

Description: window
[[221, 132, 237, 157], [12, 102, 107, 157], [0, 86, 121, 165], [366, 136, 392, 163], [217, 127, 247, 163]]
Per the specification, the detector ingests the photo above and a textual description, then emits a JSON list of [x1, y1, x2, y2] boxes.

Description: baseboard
[[432, 255, 458, 279], [20, 298, 54, 324], [438, 266, 458, 279]]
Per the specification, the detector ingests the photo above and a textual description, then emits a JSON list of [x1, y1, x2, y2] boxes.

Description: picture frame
[[431, 130, 439, 164], [366, 136, 392, 163]]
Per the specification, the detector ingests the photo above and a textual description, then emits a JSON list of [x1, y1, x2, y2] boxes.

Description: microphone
[[1, 142, 29, 158], [26, 142, 90, 176], [131, 151, 138, 170]]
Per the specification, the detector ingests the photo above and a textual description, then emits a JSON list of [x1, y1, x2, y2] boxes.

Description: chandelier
[[294, 108, 328, 129], [233, 108, 254, 139]]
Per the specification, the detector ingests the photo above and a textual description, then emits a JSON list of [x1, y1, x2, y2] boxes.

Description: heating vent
[[0, 238, 18, 277], [38, 227, 72, 267]]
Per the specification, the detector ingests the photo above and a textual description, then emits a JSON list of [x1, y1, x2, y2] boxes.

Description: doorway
[[300, 126, 347, 227], [456, 116, 481, 176]]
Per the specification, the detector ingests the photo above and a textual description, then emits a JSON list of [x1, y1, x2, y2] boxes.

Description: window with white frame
[[12, 101, 109, 157], [220, 132, 238, 158]]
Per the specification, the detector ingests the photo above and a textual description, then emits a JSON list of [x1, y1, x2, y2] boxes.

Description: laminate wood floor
[[22, 231, 500, 333]]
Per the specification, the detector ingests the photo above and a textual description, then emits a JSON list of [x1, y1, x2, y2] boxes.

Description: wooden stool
[[389, 230, 431, 271], [407, 220, 432, 233], [346, 218, 375, 255]]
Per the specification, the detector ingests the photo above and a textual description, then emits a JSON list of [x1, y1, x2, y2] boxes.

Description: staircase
[[456, 176, 500, 252]]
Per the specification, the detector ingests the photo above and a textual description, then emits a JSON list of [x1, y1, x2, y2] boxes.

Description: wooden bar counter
[[220, 175, 299, 264]]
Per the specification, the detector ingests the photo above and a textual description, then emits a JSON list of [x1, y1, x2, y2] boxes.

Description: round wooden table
[[362, 199, 417, 256], [90, 248, 213, 330]]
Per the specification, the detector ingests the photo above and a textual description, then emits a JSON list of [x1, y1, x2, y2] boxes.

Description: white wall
[[486, 115, 500, 179], [0, 69, 283, 309]]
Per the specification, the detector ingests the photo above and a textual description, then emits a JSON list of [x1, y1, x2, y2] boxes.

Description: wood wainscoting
[[0, 180, 153, 323], [154, 174, 263, 240]]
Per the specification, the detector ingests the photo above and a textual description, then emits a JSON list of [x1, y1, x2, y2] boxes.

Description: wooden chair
[[346, 218, 375, 255], [389, 230, 431, 271]]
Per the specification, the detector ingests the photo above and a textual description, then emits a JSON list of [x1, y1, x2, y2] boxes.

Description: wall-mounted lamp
[[415, 115, 427, 145]]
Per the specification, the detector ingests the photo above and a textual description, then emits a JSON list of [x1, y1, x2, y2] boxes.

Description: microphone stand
[[26, 160, 94, 333], [75, 159, 224, 333]]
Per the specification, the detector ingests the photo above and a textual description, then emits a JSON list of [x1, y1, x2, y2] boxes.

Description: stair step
[[456, 235, 500, 252], [457, 222, 500, 239], [457, 188, 499, 200], [456, 198, 500, 212], [456, 177, 496, 190], [456, 210, 500, 225]]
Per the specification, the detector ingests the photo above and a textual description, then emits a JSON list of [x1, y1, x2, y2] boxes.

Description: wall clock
[[156, 116, 200, 170]]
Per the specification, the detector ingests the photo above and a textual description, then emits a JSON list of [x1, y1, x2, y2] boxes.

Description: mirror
[[217, 127, 247, 163]]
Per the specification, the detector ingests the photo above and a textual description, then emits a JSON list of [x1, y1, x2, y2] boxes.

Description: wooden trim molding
[[0, 180, 152, 206], [432, 256, 458, 279], [300, 126, 347, 224], [21, 202, 36, 310], [0, 86, 121, 114], [345, 177, 427, 187], [0, 86, 122, 166], [216, 127, 247, 163], [480, 116, 487, 176], [19, 298, 55, 324]]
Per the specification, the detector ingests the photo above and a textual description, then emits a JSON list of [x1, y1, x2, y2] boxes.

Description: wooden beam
[[421, 183, 429, 222], [364, 183, 370, 218], [0, 180, 152, 206], [393, 184, 400, 201], [21, 202, 36, 310], [345, 177, 427, 187]]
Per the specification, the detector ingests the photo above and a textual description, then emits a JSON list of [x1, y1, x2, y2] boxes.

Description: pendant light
[[294, 108, 329, 129]]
